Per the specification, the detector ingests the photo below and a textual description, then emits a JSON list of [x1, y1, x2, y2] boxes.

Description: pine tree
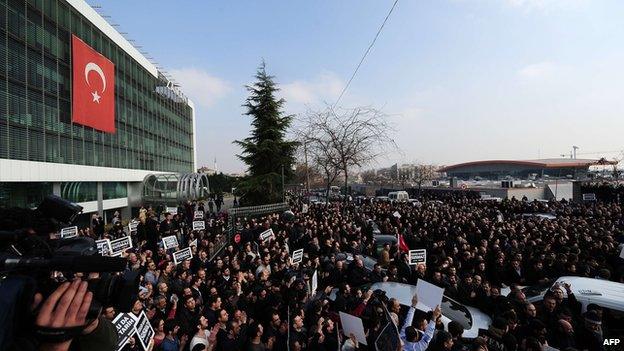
[[234, 62, 298, 205]]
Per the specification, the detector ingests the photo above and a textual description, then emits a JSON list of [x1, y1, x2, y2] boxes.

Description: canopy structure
[[142, 173, 209, 204]]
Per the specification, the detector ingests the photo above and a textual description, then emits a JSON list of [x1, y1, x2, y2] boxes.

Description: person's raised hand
[[432, 305, 442, 319], [411, 293, 418, 308]]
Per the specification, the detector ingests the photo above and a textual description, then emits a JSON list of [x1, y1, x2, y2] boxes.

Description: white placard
[[194, 210, 204, 219], [173, 247, 193, 265], [189, 239, 198, 247], [291, 248, 304, 264], [110, 236, 133, 256], [302, 204, 309, 214], [392, 211, 401, 218], [166, 207, 178, 215], [415, 279, 444, 312], [192, 221, 205, 231], [128, 220, 139, 233], [582, 193, 596, 201], [310, 270, 318, 296], [339, 312, 367, 346], [60, 226, 78, 239], [112, 313, 137, 351], [408, 249, 426, 266], [259, 228, 274, 242], [134, 310, 155, 351], [162, 235, 179, 250], [96, 239, 112, 256]]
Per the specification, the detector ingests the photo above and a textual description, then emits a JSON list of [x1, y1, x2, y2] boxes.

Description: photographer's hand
[[36, 280, 93, 351]]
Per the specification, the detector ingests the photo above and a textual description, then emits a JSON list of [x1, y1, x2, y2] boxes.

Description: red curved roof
[[439, 158, 617, 172]]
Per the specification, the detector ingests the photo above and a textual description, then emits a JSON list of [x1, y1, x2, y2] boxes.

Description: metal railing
[[208, 202, 290, 262]]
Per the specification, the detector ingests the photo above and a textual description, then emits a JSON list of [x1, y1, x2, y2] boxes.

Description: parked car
[[521, 213, 557, 220], [388, 191, 409, 202], [330, 282, 491, 339], [373, 234, 397, 257], [525, 277, 624, 337], [322, 252, 379, 272]]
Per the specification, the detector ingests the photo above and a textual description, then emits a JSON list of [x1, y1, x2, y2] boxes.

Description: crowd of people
[[26, 192, 624, 351]]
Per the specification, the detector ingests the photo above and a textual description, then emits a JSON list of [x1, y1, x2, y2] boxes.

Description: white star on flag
[[91, 91, 101, 103]]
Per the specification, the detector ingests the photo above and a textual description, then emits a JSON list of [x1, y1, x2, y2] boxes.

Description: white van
[[388, 191, 409, 202]]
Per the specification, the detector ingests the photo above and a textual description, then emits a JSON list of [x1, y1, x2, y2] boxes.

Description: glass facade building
[[0, 0, 195, 173], [0, 0, 198, 217]]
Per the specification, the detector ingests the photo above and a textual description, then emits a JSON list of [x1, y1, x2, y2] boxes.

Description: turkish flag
[[397, 234, 409, 253], [71, 35, 115, 133]]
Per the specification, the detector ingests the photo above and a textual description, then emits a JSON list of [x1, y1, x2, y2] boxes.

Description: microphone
[[0, 254, 128, 272]]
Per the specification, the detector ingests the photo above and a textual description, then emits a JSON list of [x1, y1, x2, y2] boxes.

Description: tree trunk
[[343, 166, 349, 207], [325, 177, 331, 206]]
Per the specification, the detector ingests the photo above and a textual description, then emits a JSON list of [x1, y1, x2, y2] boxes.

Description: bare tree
[[299, 106, 397, 203], [413, 164, 438, 192]]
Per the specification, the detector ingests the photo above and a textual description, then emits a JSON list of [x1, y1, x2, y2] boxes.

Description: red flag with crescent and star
[[71, 35, 115, 133]]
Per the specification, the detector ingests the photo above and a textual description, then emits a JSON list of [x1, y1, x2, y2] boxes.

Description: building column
[[97, 182, 104, 218]]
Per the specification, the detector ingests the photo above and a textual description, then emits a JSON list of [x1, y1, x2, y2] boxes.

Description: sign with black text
[[173, 247, 193, 265], [194, 210, 204, 219], [162, 235, 179, 250], [128, 220, 139, 234], [166, 207, 177, 215], [134, 310, 155, 351], [583, 193, 597, 201], [408, 249, 427, 266], [112, 312, 137, 351], [259, 228, 275, 243], [96, 239, 112, 256], [192, 221, 205, 231], [60, 226, 78, 239], [291, 248, 304, 265], [110, 236, 133, 256]]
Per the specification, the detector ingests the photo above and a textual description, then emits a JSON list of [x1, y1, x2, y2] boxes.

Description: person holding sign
[[400, 294, 440, 351]]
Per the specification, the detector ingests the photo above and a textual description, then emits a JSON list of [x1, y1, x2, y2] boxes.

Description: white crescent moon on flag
[[84, 62, 106, 93]]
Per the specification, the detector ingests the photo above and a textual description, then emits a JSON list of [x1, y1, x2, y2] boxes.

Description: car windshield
[[441, 296, 473, 329]]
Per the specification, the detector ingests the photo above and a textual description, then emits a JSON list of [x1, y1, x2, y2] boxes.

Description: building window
[[0, 182, 53, 208], [61, 182, 97, 203], [102, 182, 127, 200]]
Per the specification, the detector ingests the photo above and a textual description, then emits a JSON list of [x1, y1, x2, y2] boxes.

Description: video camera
[[0, 195, 136, 350]]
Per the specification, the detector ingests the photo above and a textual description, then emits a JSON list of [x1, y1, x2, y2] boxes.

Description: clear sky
[[95, 0, 624, 173]]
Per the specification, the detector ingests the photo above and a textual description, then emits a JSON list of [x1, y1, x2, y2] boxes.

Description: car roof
[[374, 235, 397, 243], [369, 282, 417, 306], [555, 277, 624, 305]]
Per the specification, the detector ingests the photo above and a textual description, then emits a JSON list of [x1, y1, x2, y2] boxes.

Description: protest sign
[[96, 239, 112, 256], [189, 239, 198, 247], [415, 279, 444, 312], [128, 220, 139, 234], [291, 248, 304, 264], [620, 245, 624, 259], [339, 312, 367, 345], [392, 211, 401, 218], [134, 310, 155, 351], [112, 313, 137, 351], [192, 221, 205, 231], [162, 235, 179, 250], [166, 207, 177, 215], [408, 249, 426, 266], [60, 226, 78, 239], [173, 247, 193, 265], [194, 210, 204, 219], [259, 228, 274, 243], [110, 236, 133, 256], [302, 204, 308, 214], [310, 270, 318, 296]]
